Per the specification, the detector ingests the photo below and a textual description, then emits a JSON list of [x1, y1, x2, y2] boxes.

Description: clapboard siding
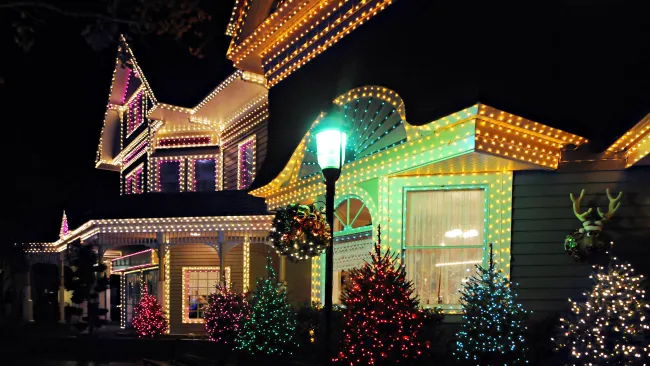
[[169, 243, 243, 334], [511, 167, 650, 317], [222, 116, 269, 191], [285, 259, 312, 305]]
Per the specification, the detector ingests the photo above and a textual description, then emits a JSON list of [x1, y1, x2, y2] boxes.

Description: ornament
[[269, 203, 331, 262], [565, 189, 621, 261]]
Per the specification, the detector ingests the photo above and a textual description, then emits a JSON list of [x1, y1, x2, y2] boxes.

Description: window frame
[[181, 266, 231, 324], [402, 187, 488, 310], [387, 173, 513, 313], [237, 135, 256, 190], [124, 163, 144, 194]]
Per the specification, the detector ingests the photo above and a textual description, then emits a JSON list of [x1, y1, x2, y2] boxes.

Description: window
[[125, 272, 141, 324], [237, 136, 256, 189], [182, 267, 230, 322], [404, 189, 485, 306], [125, 166, 143, 194], [126, 91, 144, 136], [331, 197, 374, 304], [123, 268, 158, 327], [194, 159, 216, 191], [334, 197, 372, 232], [159, 161, 181, 192]]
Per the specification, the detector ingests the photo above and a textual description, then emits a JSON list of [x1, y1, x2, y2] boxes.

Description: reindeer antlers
[[570, 189, 592, 222], [597, 188, 623, 221]]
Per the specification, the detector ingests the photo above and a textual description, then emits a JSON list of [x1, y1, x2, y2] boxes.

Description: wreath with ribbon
[[270, 203, 331, 262]]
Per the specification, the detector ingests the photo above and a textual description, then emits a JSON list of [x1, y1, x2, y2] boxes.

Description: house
[[20, 0, 649, 332]]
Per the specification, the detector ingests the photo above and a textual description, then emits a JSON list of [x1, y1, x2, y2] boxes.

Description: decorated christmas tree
[[336, 225, 425, 366], [205, 285, 250, 347], [132, 290, 168, 337], [455, 243, 529, 365], [236, 254, 297, 356], [554, 258, 649, 364]]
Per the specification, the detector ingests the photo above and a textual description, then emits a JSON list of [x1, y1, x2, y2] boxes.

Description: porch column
[[23, 263, 34, 323], [104, 259, 111, 322], [279, 256, 287, 284], [217, 231, 226, 288], [59, 252, 65, 323], [156, 232, 165, 309]]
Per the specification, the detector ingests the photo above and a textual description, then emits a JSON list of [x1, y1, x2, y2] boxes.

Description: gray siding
[[511, 167, 650, 317]]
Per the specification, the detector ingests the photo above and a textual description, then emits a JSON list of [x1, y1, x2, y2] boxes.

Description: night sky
[[2, 0, 649, 243]]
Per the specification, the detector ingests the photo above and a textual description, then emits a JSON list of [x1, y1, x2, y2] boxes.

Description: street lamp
[[314, 112, 347, 365]]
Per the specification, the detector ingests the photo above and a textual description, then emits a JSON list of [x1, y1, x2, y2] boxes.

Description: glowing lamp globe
[[315, 114, 347, 172]]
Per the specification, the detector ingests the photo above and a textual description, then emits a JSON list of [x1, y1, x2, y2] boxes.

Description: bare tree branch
[[0, 1, 140, 26]]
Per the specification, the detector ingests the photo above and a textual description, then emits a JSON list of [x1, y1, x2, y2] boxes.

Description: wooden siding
[[511, 167, 650, 317], [285, 259, 312, 306], [222, 116, 269, 190], [169, 243, 244, 334], [249, 243, 279, 289], [121, 154, 148, 195]]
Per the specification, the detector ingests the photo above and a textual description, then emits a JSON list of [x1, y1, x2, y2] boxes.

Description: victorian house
[[21, 0, 649, 332]]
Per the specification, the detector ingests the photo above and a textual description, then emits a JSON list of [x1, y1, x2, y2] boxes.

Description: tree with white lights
[[554, 258, 649, 365]]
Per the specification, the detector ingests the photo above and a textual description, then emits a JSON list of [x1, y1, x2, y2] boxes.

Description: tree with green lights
[[455, 243, 529, 365], [236, 254, 297, 356], [336, 225, 425, 365]]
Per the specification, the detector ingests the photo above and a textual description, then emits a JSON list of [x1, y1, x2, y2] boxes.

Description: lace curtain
[[404, 189, 485, 306]]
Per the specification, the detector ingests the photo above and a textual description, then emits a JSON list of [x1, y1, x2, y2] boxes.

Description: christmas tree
[[132, 290, 168, 338], [336, 225, 425, 366], [205, 285, 250, 348], [236, 254, 297, 356], [455, 243, 529, 365], [554, 258, 649, 364]]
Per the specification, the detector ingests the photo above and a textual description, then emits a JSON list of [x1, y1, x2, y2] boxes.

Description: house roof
[[247, 0, 650, 190], [63, 190, 269, 232]]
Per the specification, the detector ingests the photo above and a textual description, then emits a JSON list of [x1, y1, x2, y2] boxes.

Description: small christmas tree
[[554, 258, 649, 364], [336, 225, 425, 365], [132, 290, 168, 338], [236, 254, 297, 356], [205, 285, 250, 347], [455, 243, 529, 365]]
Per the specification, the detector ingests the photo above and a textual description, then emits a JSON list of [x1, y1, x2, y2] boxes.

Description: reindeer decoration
[[565, 188, 622, 261]]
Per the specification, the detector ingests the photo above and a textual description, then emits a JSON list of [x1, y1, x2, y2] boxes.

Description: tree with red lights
[[132, 290, 168, 338], [204, 285, 250, 364], [335, 225, 425, 365]]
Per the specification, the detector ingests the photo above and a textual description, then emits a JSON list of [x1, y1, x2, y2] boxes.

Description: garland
[[270, 203, 331, 262], [564, 230, 611, 262]]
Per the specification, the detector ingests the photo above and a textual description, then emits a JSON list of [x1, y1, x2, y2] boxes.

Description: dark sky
[[2, 0, 649, 243]]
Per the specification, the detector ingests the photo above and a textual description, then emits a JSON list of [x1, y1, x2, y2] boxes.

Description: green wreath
[[270, 203, 331, 262]]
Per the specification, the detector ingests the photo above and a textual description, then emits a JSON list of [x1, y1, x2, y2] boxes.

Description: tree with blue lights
[[455, 243, 529, 365]]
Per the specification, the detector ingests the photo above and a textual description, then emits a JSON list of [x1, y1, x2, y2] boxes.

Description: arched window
[[333, 197, 372, 233], [332, 197, 373, 305]]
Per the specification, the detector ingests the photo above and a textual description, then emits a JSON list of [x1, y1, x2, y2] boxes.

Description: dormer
[[95, 36, 269, 195]]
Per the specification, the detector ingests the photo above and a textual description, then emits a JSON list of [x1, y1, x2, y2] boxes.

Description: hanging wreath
[[270, 203, 331, 262]]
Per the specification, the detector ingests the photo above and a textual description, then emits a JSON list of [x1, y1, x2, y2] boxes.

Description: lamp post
[[315, 113, 347, 365]]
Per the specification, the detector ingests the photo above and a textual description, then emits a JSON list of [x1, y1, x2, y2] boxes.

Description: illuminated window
[[126, 91, 144, 136], [237, 136, 256, 189], [332, 197, 373, 304], [194, 159, 216, 191], [159, 161, 180, 192], [334, 197, 372, 232], [125, 166, 143, 194], [182, 267, 230, 323], [404, 189, 485, 306]]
